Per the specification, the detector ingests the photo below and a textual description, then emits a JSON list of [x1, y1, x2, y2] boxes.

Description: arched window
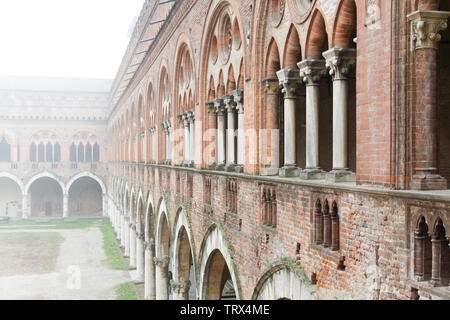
[[70, 143, 77, 162], [54, 143, 61, 162], [85, 142, 92, 162], [30, 143, 37, 162], [38, 142, 45, 163], [78, 143, 85, 162], [0, 138, 11, 162], [46, 142, 53, 163], [93, 143, 100, 162]]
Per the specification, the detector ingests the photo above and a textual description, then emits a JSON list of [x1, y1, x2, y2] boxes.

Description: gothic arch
[[198, 224, 241, 300], [25, 172, 65, 195], [305, 8, 330, 59], [66, 172, 106, 195], [331, 0, 357, 49], [172, 207, 197, 298], [155, 197, 171, 258], [252, 262, 316, 300], [0, 172, 25, 195]]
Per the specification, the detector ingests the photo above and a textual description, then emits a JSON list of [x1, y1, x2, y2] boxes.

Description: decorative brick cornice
[[407, 10, 450, 50]]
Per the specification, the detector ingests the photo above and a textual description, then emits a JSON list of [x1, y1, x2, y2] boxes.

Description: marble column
[[155, 255, 170, 300], [63, 194, 69, 218], [233, 89, 244, 173], [130, 224, 137, 268], [224, 94, 237, 171], [215, 99, 226, 170], [136, 232, 145, 282], [261, 80, 280, 176], [166, 120, 172, 165], [124, 218, 130, 257], [206, 101, 217, 168], [172, 280, 191, 300], [189, 110, 195, 167], [22, 194, 28, 219], [298, 59, 327, 180], [276, 68, 301, 177], [180, 113, 190, 166], [120, 214, 125, 247], [407, 10, 450, 190], [144, 240, 156, 299], [151, 127, 157, 163], [323, 47, 357, 182]]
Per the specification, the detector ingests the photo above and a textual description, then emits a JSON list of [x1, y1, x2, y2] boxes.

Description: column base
[[234, 165, 244, 173], [260, 167, 279, 176], [225, 163, 237, 172], [326, 169, 356, 183], [216, 162, 226, 171], [206, 163, 217, 170], [279, 166, 301, 177], [299, 168, 326, 180], [430, 279, 442, 287], [134, 279, 145, 284], [411, 174, 448, 191], [188, 161, 194, 168]]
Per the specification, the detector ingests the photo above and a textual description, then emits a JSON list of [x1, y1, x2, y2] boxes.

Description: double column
[[224, 94, 237, 172], [179, 110, 195, 167], [214, 98, 227, 169], [276, 68, 302, 177], [162, 120, 172, 165], [234, 89, 245, 172], [408, 10, 450, 190], [144, 239, 156, 299], [323, 48, 356, 182]]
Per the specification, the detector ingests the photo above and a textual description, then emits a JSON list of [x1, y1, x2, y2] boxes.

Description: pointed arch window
[[54, 143, 61, 162], [0, 138, 11, 162], [78, 143, 85, 162], [38, 142, 45, 163], [46, 142, 53, 162], [93, 143, 100, 162], [70, 143, 77, 162], [85, 142, 93, 162], [30, 143, 37, 162]]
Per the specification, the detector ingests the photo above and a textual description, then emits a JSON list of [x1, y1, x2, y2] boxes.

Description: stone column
[[130, 224, 137, 268], [166, 120, 172, 165], [136, 232, 145, 282], [215, 98, 226, 170], [261, 80, 280, 175], [224, 94, 237, 171], [141, 132, 146, 162], [63, 194, 69, 218], [172, 280, 191, 300], [189, 111, 195, 167], [233, 89, 244, 173], [206, 101, 217, 168], [155, 255, 170, 300], [120, 214, 125, 247], [431, 233, 446, 286], [181, 113, 190, 166], [276, 68, 301, 177], [144, 240, 156, 299], [102, 194, 107, 217], [298, 59, 327, 180], [151, 127, 157, 163], [323, 48, 357, 182], [22, 194, 28, 219], [407, 10, 450, 190], [124, 218, 130, 257]]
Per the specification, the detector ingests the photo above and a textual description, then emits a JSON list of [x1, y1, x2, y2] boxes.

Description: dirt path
[[0, 227, 131, 300]]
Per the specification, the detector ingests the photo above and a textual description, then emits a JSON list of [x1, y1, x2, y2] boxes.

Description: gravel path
[[0, 227, 131, 300]]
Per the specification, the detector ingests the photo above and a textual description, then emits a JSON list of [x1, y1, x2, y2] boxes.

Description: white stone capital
[[407, 10, 450, 50], [298, 59, 327, 86], [323, 48, 356, 81], [276, 68, 301, 98]]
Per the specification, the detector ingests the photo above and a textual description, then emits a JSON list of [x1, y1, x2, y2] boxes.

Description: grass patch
[[0, 232, 64, 276], [99, 219, 128, 271], [115, 282, 137, 300], [4, 218, 103, 230]]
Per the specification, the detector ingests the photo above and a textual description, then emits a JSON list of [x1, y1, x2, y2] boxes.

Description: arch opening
[[28, 177, 63, 217], [203, 249, 236, 300], [0, 177, 22, 217], [68, 176, 103, 216]]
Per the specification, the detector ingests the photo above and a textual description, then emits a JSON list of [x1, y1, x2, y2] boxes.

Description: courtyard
[[0, 218, 137, 300]]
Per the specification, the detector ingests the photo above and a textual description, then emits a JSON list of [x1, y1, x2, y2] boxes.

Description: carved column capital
[[188, 110, 195, 122], [154, 255, 170, 267], [232, 89, 244, 113], [323, 48, 356, 81], [214, 98, 226, 115], [171, 280, 191, 295], [205, 101, 216, 115], [276, 68, 301, 98], [263, 78, 280, 96], [298, 59, 327, 86], [407, 10, 450, 50], [224, 94, 236, 113]]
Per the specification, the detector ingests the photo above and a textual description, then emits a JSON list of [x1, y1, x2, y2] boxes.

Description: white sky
[[0, 0, 145, 79]]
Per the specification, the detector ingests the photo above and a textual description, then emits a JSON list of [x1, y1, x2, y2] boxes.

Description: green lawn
[[115, 282, 138, 300]]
